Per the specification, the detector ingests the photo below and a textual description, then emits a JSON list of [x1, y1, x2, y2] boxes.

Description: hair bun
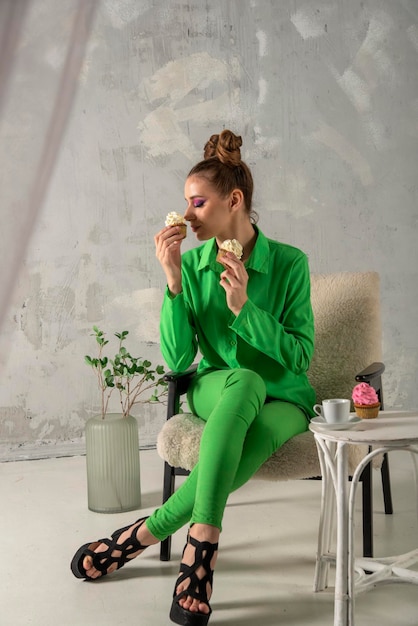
[[203, 130, 242, 166]]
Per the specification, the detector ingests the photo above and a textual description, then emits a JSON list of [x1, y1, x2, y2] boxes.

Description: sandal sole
[[170, 599, 211, 626]]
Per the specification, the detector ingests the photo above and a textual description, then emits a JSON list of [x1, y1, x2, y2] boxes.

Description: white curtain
[[0, 0, 98, 333]]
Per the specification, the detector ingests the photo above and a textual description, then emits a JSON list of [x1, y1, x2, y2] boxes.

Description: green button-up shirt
[[160, 228, 316, 417]]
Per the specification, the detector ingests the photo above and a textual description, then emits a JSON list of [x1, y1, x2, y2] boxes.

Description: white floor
[[1, 448, 417, 626]]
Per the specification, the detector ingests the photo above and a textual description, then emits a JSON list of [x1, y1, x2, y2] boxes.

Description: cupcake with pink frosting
[[352, 382, 380, 419]]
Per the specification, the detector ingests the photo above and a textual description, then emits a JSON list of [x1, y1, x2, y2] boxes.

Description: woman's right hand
[[154, 226, 185, 295]]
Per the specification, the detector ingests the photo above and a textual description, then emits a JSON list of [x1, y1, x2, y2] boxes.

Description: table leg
[[314, 438, 336, 591], [334, 441, 351, 626]]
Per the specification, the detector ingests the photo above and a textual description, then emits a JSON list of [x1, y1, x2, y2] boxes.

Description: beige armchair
[[157, 272, 392, 561]]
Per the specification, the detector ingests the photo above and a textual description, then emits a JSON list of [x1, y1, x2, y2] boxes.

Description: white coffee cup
[[313, 399, 351, 423]]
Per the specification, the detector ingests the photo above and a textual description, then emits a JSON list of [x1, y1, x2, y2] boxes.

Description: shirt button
[[230, 340, 236, 346]]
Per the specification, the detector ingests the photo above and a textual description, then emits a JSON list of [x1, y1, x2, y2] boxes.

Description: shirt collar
[[197, 226, 270, 274]]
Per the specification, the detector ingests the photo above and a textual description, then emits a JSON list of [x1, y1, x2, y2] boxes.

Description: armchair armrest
[[164, 364, 198, 389], [355, 362, 385, 382], [164, 365, 198, 418], [355, 361, 385, 409]]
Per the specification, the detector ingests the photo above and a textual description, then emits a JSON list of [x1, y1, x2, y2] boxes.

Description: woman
[[71, 130, 316, 626]]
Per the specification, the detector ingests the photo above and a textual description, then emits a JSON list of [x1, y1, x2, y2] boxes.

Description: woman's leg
[[147, 368, 267, 538], [160, 376, 308, 618], [163, 368, 267, 617]]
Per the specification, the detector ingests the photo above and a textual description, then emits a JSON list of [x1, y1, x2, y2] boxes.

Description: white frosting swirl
[[219, 239, 243, 259], [165, 211, 186, 226]]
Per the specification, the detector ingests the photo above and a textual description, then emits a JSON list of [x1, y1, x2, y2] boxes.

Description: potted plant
[[84, 326, 167, 513]]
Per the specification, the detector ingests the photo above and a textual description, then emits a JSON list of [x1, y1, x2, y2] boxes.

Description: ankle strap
[[188, 534, 218, 552]]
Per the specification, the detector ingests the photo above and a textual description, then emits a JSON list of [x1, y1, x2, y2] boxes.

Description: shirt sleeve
[[230, 254, 314, 375], [159, 287, 198, 371]]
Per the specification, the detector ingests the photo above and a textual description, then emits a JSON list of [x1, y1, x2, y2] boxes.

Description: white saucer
[[311, 415, 362, 430]]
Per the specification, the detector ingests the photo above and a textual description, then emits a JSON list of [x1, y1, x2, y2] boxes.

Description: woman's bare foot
[[175, 523, 219, 615], [80, 518, 159, 579]]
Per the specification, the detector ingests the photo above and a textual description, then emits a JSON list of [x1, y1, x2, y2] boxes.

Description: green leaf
[[86, 325, 170, 409]]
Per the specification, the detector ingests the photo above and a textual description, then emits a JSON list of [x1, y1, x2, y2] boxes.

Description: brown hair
[[188, 130, 257, 223]]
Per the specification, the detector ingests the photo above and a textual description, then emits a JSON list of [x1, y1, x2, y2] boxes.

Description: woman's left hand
[[219, 253, 249, 316]]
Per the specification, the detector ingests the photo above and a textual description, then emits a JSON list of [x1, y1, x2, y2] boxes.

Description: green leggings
[[146, 368, 308, 540]]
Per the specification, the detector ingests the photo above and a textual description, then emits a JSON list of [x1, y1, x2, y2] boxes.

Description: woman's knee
[[187, 368, 266, 419], [225, 369, 266, 410]]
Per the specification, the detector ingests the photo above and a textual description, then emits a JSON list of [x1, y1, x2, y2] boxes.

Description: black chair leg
[[381, 453, 393, 514], [160, 462, 175, 561], [361, 461, 373, 558], [160, 535, 172, 561]]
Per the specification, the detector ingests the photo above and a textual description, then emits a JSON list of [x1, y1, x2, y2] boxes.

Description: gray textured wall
[[1, 0, 417, 460]]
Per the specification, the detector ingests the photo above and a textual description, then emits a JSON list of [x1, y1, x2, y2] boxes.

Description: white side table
[[310, 410, 418, 626]]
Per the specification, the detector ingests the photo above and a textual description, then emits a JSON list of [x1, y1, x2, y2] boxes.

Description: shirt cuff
[[230, 298, 252, 331], [165, 285, 183, 300]]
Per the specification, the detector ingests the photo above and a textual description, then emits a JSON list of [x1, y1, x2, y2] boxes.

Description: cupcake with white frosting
[[216, 239, 243, 265], [165, 212, 187, 238]]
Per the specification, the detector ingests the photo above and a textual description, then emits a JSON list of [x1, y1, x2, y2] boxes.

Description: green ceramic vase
[[85, 413, 141, 513]]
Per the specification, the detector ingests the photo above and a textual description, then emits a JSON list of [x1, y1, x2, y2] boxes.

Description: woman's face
[[183, 175, 234, 242]]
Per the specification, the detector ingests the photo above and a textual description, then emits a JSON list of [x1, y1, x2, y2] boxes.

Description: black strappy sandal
[[70, 516, 149, 580], [170, 535, 218, 626]]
